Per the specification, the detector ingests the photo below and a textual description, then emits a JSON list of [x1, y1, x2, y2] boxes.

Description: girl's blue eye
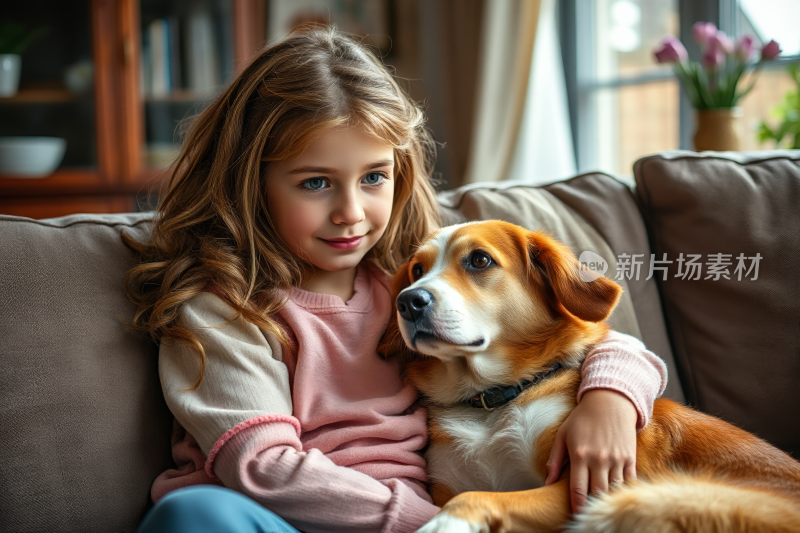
[[303, 178, 326, 191], [363, 172, 385, 185]]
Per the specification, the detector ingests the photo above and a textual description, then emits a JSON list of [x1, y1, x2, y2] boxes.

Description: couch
[[1, 150, 798, 532]]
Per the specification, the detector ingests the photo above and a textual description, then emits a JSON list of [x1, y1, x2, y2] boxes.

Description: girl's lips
[[320, 236, 364, 250]]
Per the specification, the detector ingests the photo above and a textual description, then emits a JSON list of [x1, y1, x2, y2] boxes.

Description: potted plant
[[757, 64, 800, 149], [653, 23, 782, 151], [0, 22, 47, 97]]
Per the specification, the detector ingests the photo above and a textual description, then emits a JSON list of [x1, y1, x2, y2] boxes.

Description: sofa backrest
[[0, 172, 679, 532]]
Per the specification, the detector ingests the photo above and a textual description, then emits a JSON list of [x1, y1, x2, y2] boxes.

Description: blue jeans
[[138, 485, 301, 533]]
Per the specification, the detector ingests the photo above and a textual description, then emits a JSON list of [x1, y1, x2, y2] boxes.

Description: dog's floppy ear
[[377, 259, 417, 359], [527, 231, 621, 323]]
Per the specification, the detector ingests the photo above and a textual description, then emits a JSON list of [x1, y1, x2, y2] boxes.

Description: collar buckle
[[479, 392, 495, 411]]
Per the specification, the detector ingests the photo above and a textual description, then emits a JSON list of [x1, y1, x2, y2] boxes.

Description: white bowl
[[0, 137, 67, 178]]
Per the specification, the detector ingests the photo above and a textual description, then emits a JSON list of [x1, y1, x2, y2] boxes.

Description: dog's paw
[[416, 512, 489, 533]]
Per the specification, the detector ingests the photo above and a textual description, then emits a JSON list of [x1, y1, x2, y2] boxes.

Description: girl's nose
[[331, 189, 365, 226]]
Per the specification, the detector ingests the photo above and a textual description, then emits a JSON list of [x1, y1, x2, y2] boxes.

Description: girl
[[125, 27, 667, 533]]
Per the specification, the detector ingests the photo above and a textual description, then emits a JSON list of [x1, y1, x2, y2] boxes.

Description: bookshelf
[[0, 0, 266, 219]]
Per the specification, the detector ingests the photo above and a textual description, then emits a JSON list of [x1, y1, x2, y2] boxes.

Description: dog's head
[[379, 221, 621, 371]]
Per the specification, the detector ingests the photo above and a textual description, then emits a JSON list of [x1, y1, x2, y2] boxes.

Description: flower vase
[[693, 107, 744, 152]]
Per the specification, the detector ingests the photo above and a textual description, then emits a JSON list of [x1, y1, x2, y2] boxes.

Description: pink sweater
[[153, 262, 667, 532]]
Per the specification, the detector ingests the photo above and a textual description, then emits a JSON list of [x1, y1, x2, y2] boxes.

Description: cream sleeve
[[158, 292, 294, 458]]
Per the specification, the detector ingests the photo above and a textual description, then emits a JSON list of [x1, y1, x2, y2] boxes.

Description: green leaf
[[756, 123, 774, 144], [675, 63, 702, 107], [753, 63, 800, 147], [693, 63, 714, 108]]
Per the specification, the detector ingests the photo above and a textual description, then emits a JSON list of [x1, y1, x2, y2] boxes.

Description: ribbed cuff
[[210, 419, 302, 479], [381, 479, 440, 533]]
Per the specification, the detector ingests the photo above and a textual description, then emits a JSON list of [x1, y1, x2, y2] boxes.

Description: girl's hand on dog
[[544, 389, 638, 513]]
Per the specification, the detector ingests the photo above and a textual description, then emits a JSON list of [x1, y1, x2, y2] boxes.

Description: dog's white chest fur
[[426, 395, 573, 495]]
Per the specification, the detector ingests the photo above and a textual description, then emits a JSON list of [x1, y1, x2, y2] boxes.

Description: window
[[562, 0, 800, 176], [734, 0, 800, 150]]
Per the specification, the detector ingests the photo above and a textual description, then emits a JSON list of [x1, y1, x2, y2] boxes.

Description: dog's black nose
[[397, 289, 433, 322]]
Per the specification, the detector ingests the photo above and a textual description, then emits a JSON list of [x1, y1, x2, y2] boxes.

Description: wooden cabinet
[[0, 0, 265, 219]]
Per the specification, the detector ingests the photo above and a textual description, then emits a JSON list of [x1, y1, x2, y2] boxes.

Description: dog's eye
[[470, 251, 492, 269], [412, 262, 424, 281]]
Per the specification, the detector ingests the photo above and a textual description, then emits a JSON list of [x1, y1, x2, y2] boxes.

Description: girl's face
[[265, 124, 395, 277]]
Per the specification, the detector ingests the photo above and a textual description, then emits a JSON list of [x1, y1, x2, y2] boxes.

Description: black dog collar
[[463, 362, 564, 411]]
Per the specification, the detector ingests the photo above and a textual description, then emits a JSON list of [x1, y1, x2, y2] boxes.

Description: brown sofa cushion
[[634, 150, 800, 456], [0, 213, 172, 533]]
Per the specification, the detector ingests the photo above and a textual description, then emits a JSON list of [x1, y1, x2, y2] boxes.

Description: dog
[[378, 220, 800, 532]]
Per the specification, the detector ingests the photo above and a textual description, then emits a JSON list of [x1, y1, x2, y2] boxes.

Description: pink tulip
[[702, 48, 725, 69], [653, 36, 688, 64], [734, 35, 756, 62], [693, 22, 717, 47], [761, 40, 782, 60], [707, 32, 734, 55]]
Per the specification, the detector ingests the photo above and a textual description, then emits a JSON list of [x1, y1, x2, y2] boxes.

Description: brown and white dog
[[378, 220, 800, 532]]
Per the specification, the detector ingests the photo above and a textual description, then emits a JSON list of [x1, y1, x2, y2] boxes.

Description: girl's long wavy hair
[[122, 26, 441, 389]]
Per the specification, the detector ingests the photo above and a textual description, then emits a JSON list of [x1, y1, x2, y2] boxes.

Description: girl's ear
[[527, 231, 621, 323], [377, 260, 417, 359]]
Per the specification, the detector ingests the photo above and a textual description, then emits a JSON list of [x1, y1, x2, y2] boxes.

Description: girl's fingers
[[545, 431, 567, 485], [570, 462, 590, 512], [610, 465, 625, 490], [623, 460, 637, 482], [589, 466, 609, 496]]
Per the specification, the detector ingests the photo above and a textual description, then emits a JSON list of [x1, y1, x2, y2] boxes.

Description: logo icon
[[578, 251, 608, 282]]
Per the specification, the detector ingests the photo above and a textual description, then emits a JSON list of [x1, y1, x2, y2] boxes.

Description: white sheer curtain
[[508, 0, 576, 184], [463, 0, 576, 185], [462, 0, 540, 184]]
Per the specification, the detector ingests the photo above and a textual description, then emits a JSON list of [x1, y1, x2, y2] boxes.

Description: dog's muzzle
[[397, 288, 433, 322]]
